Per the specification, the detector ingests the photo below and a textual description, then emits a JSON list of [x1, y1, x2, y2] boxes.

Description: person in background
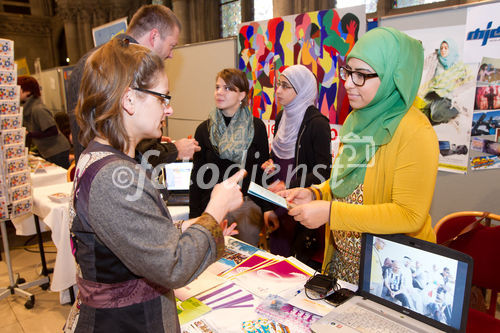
[[383, 260, 411, 308], [18, 76, 71, 169], [261, 64, 331, 268], [66, 38, 243, 332], [279, 27, 439, 284], [189, 68, 272, 246], [54, 111, 74, 163], [370, 237, 385, 297], [67, 4, 199, 167]]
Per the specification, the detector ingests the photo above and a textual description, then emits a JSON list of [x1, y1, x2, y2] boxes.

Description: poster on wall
[[404, 26, 476, 174], [463, 2, 500, 64], [470, 56, 500, 170], [92, 17, 128, 48], [237, 6, 366, 125]]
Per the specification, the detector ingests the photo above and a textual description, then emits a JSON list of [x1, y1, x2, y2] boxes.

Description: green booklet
[[176, 297, 212, 325]]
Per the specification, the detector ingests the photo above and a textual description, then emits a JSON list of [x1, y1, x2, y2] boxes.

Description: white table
[[30, 182, 74, 293], [30, 165, 67, 188], [11, 164, 68, 236]]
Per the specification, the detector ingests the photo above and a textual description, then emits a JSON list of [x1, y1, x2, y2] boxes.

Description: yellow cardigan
[[311, 106, 439, 271]]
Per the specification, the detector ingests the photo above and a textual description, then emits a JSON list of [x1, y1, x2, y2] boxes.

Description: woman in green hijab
[[280, 27, 439, 284]]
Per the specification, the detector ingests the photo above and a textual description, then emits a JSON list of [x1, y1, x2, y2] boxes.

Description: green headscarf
[[330, 27, 424, 198]]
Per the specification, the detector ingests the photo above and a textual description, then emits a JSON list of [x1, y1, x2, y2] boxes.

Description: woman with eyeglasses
[[280, 27, 439, 284], [261, 64, 331, 268], [67, 39, 244, 332], [189, 68, 273, 246]]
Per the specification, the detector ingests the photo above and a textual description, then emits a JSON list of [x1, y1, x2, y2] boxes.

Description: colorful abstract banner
[[237, 6, 366, 123]]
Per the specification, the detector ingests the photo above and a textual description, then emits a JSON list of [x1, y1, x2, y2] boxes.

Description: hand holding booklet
[[247, 182, 290, 209]]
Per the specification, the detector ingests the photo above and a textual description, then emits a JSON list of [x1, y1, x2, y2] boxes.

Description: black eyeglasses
[[133, 87, 171, 106], [339, 66, 378, 87], [276, 80, 298, 94]]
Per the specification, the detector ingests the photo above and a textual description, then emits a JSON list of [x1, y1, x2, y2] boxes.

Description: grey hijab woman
[[271, 64, 318, 159]]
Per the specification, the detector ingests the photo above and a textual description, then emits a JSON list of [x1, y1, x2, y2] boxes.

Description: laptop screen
[[164, 162, 193, 191], [359, 234, 473, 333]]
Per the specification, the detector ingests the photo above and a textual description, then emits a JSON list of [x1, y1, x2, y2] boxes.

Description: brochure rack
[[0, 38, 49, 309]]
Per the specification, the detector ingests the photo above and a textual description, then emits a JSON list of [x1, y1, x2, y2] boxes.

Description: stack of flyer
[[0, 38, 32, 220], [178, 237, 318, 332]]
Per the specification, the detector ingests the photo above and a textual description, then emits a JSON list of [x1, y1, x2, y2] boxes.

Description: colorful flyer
[[9, 183, 31, 202], [0, 56, 14, 71], [0, 67, 17, 85], [4, 143, 26, 160], [6, 156, 28, 174], [0, 114, 22, 130], [0, 196, 8, 219], [232, 259, 312, 299], [0, 100, 20, 115], [7, 170, 30, 188], [0, 183, 6, 198], [1, 128, 25, 145], [221, 253, 276, 279], [176, 297, 212, 325], [0, 84, 19, 100], [10, 197, 32, 218], [470, 155, 500, 170], [0, 39, 14, 56]]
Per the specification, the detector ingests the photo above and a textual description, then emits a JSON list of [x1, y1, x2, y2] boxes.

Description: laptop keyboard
[[332, 306, 416, 333]]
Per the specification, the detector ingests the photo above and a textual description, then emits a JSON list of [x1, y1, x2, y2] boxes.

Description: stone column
[[57, 3, 81, 65], [172, 0, 189, 45]]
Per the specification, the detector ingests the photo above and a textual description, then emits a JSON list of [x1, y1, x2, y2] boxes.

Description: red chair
[[434, 211, 500, 332]]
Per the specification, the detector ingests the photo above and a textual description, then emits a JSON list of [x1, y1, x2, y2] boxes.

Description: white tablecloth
[[31, 182, 74, 292], [10, 164, 68, 236], [31, 165, 68, 188]]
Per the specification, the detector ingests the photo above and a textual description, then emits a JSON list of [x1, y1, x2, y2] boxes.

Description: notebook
[[163, 161, 193, 206], [311, 233, 473, 333]]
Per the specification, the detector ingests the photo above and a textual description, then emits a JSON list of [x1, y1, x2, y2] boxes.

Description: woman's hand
[[288, 201, 330, 229], [205, 169, 246, 223], [263, 210, 279, 232], [220, 219, 239, 236], [261, 159, 276, 174], [268, 180, 285, 193], [277, 187, 313, 206]]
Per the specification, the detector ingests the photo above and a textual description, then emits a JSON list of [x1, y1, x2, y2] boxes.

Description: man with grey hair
[[67, 4, 199, 166]]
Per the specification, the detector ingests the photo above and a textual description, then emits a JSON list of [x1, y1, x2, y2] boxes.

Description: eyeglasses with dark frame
[[276, 80, 298, 94], [339, 66, 378, 87], [133, 87, 171, 106]]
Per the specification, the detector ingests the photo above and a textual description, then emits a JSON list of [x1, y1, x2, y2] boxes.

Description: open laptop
[[163, 161, 193, 206], [311, 233, 473, 333]]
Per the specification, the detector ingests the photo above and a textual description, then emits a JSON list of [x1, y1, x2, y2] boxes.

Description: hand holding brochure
[[248, 182, 289, 209]]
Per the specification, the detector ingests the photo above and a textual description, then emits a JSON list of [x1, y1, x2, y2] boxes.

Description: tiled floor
[[0, 223, 70, 333]]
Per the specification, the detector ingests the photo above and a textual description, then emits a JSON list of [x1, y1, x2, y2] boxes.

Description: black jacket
[[189, 117, 271, 218], [273, 105, 331, 188]]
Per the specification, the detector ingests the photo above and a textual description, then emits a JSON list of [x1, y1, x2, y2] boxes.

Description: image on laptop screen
[[164, 162, 193, 191], [359, 234, 472, 332]]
